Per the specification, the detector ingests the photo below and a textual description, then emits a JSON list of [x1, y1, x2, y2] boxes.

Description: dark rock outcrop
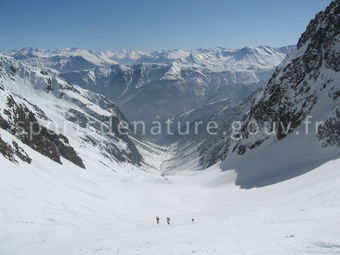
[[1, 95, 85, 168], [0, 136, 31, 164]]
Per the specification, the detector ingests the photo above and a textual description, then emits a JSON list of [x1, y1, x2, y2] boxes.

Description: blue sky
[[0, 0, 332, 51]]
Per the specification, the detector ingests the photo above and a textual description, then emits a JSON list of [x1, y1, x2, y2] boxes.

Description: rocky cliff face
[[228, 0, 340, 157], [0, 95, 85, 168], [202, 0, 340, 188]]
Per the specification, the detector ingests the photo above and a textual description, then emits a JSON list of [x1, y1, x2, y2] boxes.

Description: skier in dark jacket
[[156, 216, 160, 224], [166, 217, 170, 225]]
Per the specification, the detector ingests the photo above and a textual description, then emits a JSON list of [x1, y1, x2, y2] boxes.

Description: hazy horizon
[[0, 0, 332, 51]]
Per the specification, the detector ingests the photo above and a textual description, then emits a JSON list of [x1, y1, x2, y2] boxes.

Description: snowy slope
[[1, 147, 339, 254]]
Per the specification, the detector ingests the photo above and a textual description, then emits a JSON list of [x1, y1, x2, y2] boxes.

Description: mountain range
[[4, 46, 294, 123]]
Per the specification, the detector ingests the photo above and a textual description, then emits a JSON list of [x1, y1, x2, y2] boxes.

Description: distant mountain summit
[[6, 47, 118, 72]]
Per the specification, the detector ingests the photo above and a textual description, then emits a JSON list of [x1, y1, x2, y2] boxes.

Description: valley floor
[[1, 149, 340, 255]]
